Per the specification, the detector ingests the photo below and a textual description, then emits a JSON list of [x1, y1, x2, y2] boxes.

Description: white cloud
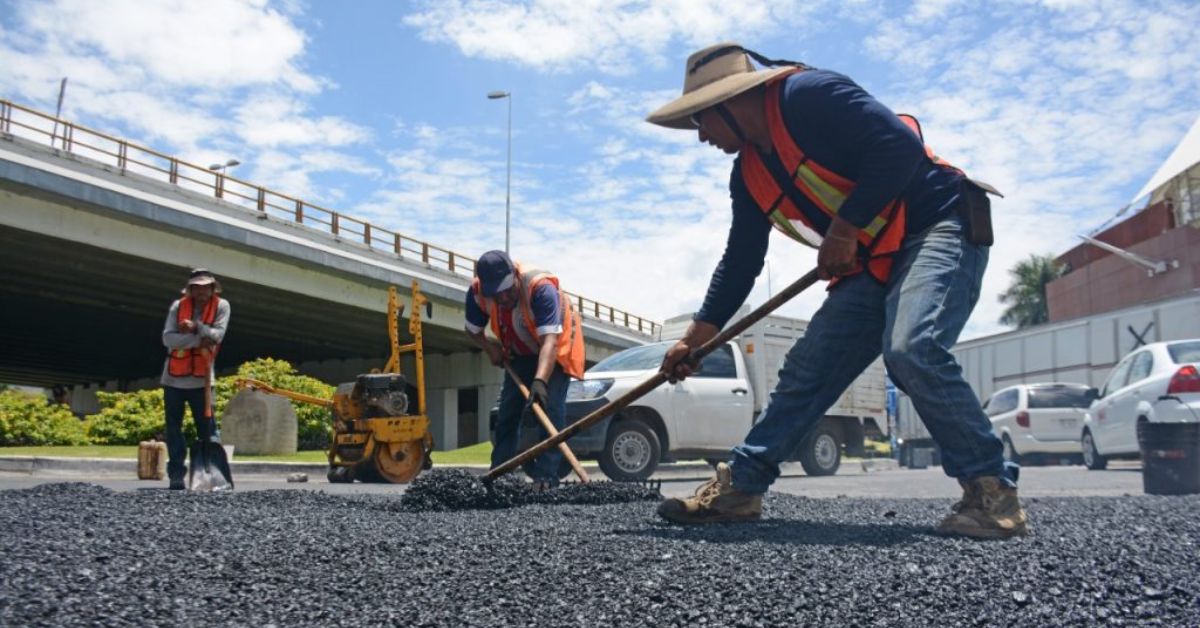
[[236, 96, 371, 147], [403, 0, 821, 74], [0, 0, 368, 182], [19, 0, 318, 92]]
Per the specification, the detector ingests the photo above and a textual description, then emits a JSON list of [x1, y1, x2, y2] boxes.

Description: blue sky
[[2, 0, 1198, 339]]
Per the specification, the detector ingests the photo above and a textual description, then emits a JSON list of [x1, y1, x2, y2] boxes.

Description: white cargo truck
[[536, 307, 887, 480], [895, 292, 1200, 467]]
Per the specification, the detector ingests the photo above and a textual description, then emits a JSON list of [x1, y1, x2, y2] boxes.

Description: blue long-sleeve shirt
[[694, 69, 965, 328]]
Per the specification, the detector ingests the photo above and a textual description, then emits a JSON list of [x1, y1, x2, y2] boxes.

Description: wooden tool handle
[[503, 363, 590, 483], [486, 268, 821, 481]]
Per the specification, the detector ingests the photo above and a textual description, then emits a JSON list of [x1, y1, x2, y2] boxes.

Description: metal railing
[[0, 98, 660, 337]]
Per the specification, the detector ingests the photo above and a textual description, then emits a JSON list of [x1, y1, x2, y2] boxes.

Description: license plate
[[1058, 418, 1077, 427]]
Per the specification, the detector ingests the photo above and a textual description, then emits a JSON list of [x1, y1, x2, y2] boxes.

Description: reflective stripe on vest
[[740, 71, 963, 284], [167, 296, 220, 378], [472, 264, 586, 380]]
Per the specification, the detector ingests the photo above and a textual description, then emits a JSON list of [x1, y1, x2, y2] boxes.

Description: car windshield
[[1027, 385, 1094, 409], [590, 343, 671, 372], [1167, 341, 1200, 365]]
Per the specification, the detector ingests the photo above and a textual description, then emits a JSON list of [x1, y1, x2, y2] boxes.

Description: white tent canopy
[[1132, 114, 1200, 205]]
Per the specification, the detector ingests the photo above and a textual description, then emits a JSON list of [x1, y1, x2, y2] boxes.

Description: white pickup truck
[[532, 309, 887, 481]]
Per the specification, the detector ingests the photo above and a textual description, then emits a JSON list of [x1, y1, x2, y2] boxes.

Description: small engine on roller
[[355, 373, 409, 418], [327, 371, 430, 484]]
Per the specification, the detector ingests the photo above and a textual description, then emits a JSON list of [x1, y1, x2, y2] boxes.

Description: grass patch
[[0, 441, 496, 466], [430, 441, 492, 466], [0, 445, 138, 459]]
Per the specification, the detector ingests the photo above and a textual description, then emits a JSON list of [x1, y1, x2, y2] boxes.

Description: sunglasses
[[689, 109, 705, 129]]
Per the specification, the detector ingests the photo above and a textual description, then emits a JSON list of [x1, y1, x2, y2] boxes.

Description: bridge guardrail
[[0, 99, 659, 337]]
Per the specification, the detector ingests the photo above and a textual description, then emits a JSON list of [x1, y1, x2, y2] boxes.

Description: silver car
[[1081, 339, 1200, 470], [986, 383, 1094, 464]]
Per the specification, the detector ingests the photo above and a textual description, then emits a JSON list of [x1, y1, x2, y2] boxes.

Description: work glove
[[524, 378, 550, 417]]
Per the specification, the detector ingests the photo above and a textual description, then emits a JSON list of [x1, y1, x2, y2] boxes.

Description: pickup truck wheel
[[799, 425, 841, 476], [1082, 429, 1107, 470], [599, 420, 661, 482]]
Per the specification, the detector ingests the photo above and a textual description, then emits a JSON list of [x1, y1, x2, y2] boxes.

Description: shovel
[[487, 268, 821, 481], [187, 346, 234, 492], [503, 362, 589, 483]]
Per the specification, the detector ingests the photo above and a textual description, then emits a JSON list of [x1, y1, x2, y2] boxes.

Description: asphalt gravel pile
[[398, 469, 661, 511], [2, 482, 1199, 627]]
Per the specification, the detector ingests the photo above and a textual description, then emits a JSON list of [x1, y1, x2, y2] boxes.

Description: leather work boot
[[936, 476, 1028, 539], [656, 463, 762, 524], [949, 478, 982, 514]]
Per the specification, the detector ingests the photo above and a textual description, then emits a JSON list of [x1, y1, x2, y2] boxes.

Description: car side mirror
[[1086, 387, 1100, 401]]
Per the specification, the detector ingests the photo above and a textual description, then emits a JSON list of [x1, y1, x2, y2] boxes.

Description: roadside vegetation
[[0, 358, 333, 449], [0, 358, 496, 465]]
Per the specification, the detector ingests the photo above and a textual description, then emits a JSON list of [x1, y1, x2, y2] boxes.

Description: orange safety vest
[[740, 70, 961, 284], [472, 263, 586, 380], [167, 296, 220, 378]]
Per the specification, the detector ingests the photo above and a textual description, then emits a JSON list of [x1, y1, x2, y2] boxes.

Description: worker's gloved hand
[[524, 378, 550, 415]]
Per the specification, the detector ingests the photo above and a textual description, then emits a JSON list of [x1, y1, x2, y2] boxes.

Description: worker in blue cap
[[465, 250, 585, 488]]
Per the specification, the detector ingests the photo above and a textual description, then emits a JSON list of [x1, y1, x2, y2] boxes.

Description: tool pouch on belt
[[959, 178, 1001, 246]]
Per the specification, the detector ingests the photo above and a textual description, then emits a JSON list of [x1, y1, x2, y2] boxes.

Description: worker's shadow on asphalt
[[621, 519, 927, 547]]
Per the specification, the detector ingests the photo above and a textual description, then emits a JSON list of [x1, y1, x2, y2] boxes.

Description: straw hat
[[182, 268, 222, 294], [646, 43, 797, 130]]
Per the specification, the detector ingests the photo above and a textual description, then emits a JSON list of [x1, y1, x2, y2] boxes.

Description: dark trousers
[[163, 386, 216, 481], [491, 355, 569, 483]]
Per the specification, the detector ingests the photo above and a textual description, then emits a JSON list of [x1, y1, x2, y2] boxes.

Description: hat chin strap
[[714, 104, 746, 145]]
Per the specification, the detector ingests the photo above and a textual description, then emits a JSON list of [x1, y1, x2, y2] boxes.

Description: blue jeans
[[491, 355, 569, 483], [163, 386, 217, 482], [731, 212, 1010, 493]]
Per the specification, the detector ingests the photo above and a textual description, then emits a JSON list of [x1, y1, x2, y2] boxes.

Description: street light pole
[[487, 91, 512, 254], [207, 158, 240, 174], [207, 159, 240, 200]]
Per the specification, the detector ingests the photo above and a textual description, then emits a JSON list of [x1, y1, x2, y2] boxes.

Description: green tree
[[998, 253, 1064, 328]]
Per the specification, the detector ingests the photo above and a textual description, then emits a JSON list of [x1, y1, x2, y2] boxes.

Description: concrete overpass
[[0, 100, 658, 449]]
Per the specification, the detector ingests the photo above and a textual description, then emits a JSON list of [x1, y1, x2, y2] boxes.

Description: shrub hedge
[[5, 358, 335, 450], [0, 390, 89, 446]]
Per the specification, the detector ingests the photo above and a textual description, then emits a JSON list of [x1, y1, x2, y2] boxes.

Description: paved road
[[0, 460, 1147, 499]]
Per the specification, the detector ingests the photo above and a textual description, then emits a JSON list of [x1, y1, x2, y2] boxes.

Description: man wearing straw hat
[[649, 43, 1024, 539], [160, 268, 231, 490]]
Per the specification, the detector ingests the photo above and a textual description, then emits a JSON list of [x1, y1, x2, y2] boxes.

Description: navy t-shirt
[[695, 69, 965, 328], [465, 283, 563, 356]]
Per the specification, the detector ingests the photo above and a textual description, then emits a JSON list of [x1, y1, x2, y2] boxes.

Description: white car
[[985, 383, 1093, 464], [1081, 339, 1200, 470]]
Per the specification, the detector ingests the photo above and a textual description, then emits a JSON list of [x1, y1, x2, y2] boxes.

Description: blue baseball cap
[[475, 250, 515, 296]]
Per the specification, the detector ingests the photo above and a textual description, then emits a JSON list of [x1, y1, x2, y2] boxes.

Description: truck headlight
[[568, 379, 614, 401]]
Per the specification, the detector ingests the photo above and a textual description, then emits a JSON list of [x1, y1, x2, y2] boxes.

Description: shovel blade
[[187, 441, 234, 492]]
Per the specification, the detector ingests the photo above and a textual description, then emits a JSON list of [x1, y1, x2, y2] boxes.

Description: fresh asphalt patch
[[1, 482, 1197, 626], [399, 469, 660, 511]]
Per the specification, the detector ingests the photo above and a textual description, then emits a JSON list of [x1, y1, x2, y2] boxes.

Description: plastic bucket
[[1137, 422, 1200, 495]]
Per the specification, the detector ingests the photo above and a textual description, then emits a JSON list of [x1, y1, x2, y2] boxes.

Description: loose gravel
[[2, 482, 1198, 627]]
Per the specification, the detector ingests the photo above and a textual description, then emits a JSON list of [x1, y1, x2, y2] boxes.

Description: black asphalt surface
[[2, 481, 1198, 626]]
